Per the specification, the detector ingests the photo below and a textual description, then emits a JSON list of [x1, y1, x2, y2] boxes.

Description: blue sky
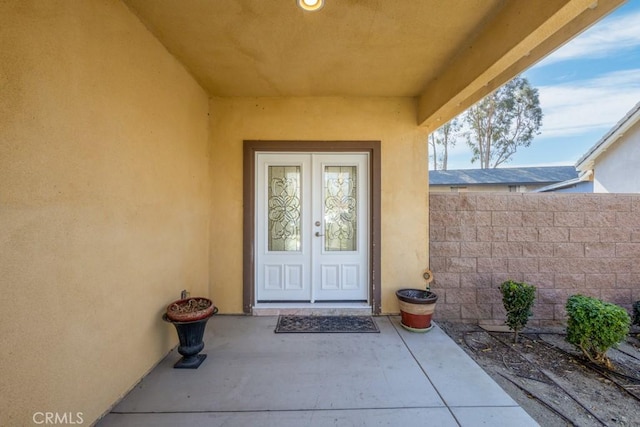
[[444, 1, 640, 170]]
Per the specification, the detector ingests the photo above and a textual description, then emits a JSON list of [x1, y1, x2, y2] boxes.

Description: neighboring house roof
[[429, 166, 578, 186], [532, 177, 582, 192], [576, 101, 640, 172], [532, 177, 596, 193]]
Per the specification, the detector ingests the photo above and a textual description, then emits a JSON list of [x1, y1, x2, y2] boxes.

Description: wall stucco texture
[[594, 119, 640, 193], [0, 1, 210, 424], [208, 97, 430, 314]]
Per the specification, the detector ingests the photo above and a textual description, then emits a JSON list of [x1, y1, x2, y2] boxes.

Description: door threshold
[[252, 302, 372, 316]]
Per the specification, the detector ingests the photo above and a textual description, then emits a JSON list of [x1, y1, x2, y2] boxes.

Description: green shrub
[[633, 301, 640, 327], [500, 280, 536, 343], [565, 295, 630, 368]]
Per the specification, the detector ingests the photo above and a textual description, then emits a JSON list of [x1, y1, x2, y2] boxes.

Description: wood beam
[[417, 0, 626, 129]]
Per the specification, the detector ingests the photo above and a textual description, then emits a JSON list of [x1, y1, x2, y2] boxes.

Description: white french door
[[256, 153, 369, 302]]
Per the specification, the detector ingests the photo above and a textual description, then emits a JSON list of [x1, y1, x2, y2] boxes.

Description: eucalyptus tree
[[464, 76, 542, 168], [428, 118, 461, 170]]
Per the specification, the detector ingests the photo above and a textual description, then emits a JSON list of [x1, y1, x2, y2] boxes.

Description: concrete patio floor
[[98, 316, 538, 426]]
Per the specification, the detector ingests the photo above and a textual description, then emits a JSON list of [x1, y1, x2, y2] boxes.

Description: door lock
[[314, 221, 321, 226]]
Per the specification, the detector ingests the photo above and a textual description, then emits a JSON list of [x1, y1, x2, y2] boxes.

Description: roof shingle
[[429, 166, 578, 186]]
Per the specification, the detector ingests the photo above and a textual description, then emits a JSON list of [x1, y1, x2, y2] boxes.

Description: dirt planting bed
[[439, 322, 640, 427]]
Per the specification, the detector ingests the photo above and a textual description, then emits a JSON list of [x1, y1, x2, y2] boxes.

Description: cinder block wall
[[429, 193, 640, 326]]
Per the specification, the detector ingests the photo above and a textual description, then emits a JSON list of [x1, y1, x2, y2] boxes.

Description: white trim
[[252, 302, 371, 316]]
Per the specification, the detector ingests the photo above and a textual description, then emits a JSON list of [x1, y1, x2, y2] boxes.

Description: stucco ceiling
[[122, 0, 624, 127]]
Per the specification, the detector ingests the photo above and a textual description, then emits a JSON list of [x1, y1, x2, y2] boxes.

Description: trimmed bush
[[565, 295, 630, 368], [633, 301, 640, 327], [500, 280, 536, 343]]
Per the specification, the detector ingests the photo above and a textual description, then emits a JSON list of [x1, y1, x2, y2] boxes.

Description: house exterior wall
[[429, 193, 640, 327], [593, 119, 640, 193], [0, 1, 210, 425], [209, 97, 429, 314]]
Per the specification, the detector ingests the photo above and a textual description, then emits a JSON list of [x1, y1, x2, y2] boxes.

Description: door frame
[[243, 140, 381, 314]]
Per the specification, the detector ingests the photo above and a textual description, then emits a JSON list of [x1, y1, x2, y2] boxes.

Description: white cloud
[[537, 69, 640, 138], [537, 10, 640, 66], [433, 7, 640, 170], [430, 69, 640, 168]]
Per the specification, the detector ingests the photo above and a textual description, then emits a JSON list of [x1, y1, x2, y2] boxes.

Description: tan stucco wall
[[209, 97, 429, 314], [0, 1, 210, 425]]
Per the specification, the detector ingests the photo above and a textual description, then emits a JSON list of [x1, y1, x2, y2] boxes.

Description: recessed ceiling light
[[297, 0, 324, 12]]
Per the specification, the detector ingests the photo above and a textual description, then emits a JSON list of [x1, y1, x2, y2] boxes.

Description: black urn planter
[[163, 298, 218, 369]]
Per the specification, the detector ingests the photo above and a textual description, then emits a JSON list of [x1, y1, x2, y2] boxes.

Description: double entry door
[[256, 152, 369, 302]]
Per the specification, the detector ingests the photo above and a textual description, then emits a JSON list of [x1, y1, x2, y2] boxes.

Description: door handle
[[315, 232, 324, 237]]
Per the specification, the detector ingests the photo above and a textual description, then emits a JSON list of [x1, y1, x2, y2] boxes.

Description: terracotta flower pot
[[166, 297, 215, 322], [396, 289, 438, 332]]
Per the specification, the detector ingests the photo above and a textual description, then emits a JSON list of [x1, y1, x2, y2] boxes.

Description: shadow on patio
[[98, 316, 537, 426]]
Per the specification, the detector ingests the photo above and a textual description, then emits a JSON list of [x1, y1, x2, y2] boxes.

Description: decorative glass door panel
[[268, 166, 301, 252], [324, 166, 357, 252], [256, 153, 369, 303]]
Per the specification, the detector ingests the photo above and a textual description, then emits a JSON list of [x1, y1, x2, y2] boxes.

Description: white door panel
[[256, 152, 369, 302], [312, 154, 368, 301]]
